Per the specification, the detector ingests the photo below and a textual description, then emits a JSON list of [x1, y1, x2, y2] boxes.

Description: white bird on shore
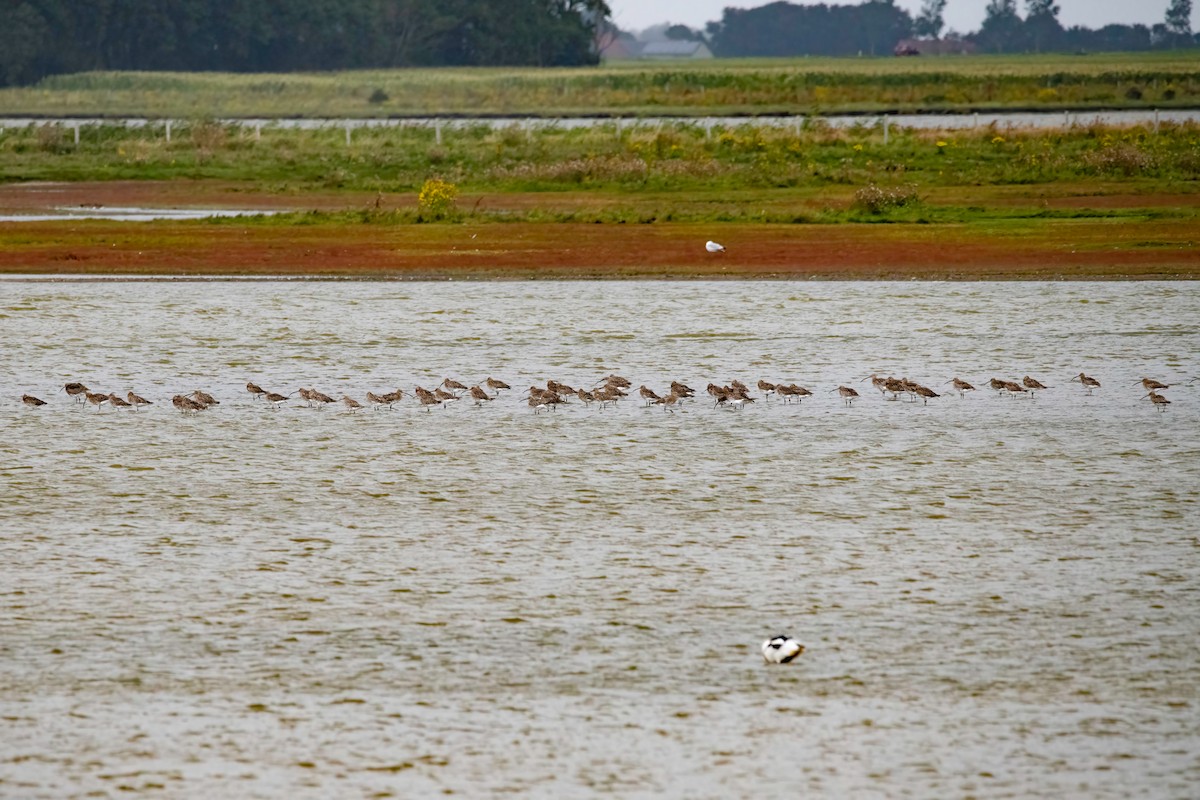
[[761, 635, 805, 664], [705, 240, 726, 253]]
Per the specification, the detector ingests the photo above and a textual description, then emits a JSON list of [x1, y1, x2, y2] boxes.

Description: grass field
[[1, 52, 1198, 118], [1, 54, 1196, 279]]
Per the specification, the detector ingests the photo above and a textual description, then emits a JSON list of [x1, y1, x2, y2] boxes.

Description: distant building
[[640, 41, 714, 60], [599, 32, 643, 61], [894, 38, 977, 56]]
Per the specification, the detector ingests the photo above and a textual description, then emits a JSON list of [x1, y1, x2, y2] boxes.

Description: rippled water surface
[[1, 280, 1198, 799]]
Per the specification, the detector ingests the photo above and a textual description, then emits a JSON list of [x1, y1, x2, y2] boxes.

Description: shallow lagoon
[[1, 280, 1197, 798]]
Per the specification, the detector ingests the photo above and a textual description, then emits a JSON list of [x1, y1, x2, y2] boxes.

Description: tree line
[[675, 0, 1197, 57], [0, 0, 611, 86]]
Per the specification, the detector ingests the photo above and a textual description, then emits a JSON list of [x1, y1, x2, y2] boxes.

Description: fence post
[[883, 116, 889, 146], [1154, 109, 1160, 135], [345, 123, 352, 146], [73, 124, 80, 146], [435, 120, 442, 145], [165, 120, 172, 142]]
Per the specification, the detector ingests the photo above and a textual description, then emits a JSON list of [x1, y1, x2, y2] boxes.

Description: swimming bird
[[485, 377, 511, 393], [127, 391, 152, 411], [944, 378, 975, 398], [246, 381, 266, 400], [1143, 391, 1171, 411], [705, 240, 726, 253], [761, 635, 805, 664], [1071, 373, 1101, 393], [22, 394, 47, 408], [63, 382, 88, 403]]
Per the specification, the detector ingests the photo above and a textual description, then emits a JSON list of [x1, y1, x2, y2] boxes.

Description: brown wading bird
[[469, 386, 493, 406], [246, 381, 266, 400], [414, 386, 441, 411], [63, 382, 88, 403], [1142, 391, 1171, 411], [441, 378, 468, 393], [485, 377, 510, 393], [84, 391, 109, 411], [777, 384, 813, 403], [172, 394, 205, 414], [757, 380, 776, 400], [670, 381, 695, 399], [107, 393, 133, 410], [1001, 380, 1027, 397], [191, 390, 219, 407], [832, 385, 859, 405], [434, 387, 460, 406], [127, 391, 152, 411], [576, 388, 595, 407], [365, 391, 390, 410], [341, 395, 364, 413], [305, 389, 335, 409], [263, 391, 290, 410], [1071, 373, 1101, 393], [1023, 376, 1049, 394], [547, 380, 575, 396], [943, 378, 975, 398], [638, 385, 662, 406], [1137, 378, 1169, 391], [22, 394, 47, 408], [912, 384, 940, 405], [382, 389, 406, 406], [988, 378, 1007, 394], [656, 392, 681, 413], [600, 374, 631, 389]]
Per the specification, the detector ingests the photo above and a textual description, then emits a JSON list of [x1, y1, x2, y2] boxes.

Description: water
[[2, 108, 1195, 134], [1, 280, 1197, 798]]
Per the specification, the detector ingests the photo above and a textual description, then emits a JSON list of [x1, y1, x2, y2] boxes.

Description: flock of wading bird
[[18, 373, 1193, 414]]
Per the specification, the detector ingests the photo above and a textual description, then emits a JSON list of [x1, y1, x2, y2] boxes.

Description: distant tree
[[664, 24, 705, 42], [975, 0, 1025, 53], [914, 0, 948, 39], [1164, 0, 1193, 44], [708, 1, 911, 58], [1024, 0, 1063, 52]]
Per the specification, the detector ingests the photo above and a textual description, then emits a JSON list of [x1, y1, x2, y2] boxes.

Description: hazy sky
[[608, 1, 1198, 35]]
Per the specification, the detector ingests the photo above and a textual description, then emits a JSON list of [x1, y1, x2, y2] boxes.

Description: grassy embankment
[[2, 52, 1199, 117], [0, 54, 1197, 277]]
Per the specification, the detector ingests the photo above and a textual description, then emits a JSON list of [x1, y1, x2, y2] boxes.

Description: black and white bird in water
[[761, 635, 805, 664]]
